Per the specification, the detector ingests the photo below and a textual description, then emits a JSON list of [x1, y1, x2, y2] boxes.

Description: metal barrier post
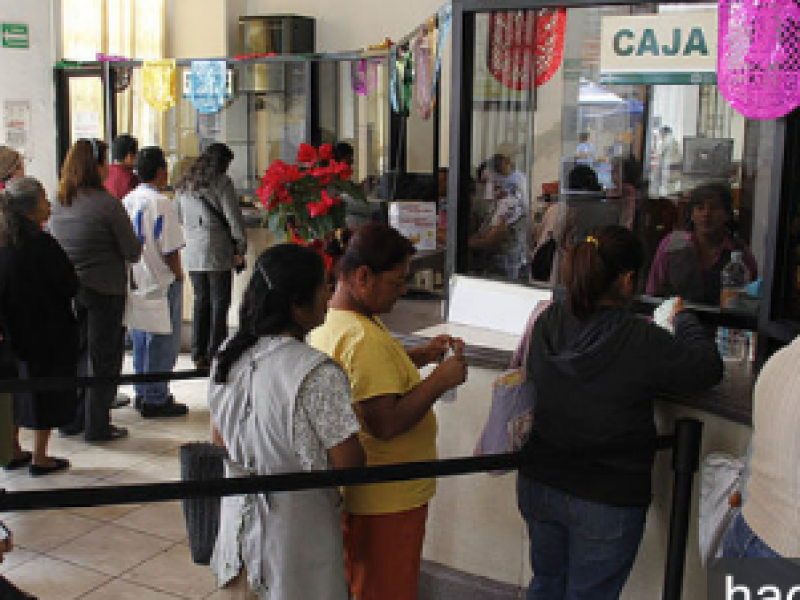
[[662, 417, 703, 600]]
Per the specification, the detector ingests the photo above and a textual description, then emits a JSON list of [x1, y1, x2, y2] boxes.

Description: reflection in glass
[[461, 4, 771, 309]]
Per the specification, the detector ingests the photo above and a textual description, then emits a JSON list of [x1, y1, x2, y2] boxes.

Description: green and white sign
[[600, 11, 717, 85], [2, 23, 29, 50]]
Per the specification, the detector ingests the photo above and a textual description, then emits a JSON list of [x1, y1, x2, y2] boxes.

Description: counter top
[[389, 299, 755, 426]]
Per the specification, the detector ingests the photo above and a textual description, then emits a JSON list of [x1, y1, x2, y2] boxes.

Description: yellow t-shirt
[[308, 308, 437, 515]]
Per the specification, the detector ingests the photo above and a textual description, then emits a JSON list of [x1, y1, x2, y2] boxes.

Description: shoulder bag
[[474, 299, 551, 466]]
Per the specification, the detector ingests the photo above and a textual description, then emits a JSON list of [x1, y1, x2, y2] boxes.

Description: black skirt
[[13, 359, 79, 430]]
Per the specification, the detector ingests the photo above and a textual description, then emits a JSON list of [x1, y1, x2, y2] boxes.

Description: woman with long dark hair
[[309, 223, 467, 600], [175, 143, 247, 369], [518, 225, 722, 599], [0, 177, 79, 475], [209, 243, 363, 599], [49, 139, 141, 442]]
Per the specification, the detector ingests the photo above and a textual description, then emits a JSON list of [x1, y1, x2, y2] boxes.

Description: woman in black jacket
[[518, 225, 723, 600], [0, 177, 79, 476]]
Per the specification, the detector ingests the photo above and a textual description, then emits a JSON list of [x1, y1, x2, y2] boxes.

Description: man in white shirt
[[124, 147, 188, 418]]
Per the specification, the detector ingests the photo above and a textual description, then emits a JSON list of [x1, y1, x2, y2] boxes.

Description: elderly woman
[[0, 177, 79, 475], [309, 224, 467, 600], [50, 139, 141, 442], [175, 143, 247, 369], [0, 147, 24, 190], [209, 243, 364, 599]]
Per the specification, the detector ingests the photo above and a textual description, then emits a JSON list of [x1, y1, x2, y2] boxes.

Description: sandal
[[3, 451, 32, 471]]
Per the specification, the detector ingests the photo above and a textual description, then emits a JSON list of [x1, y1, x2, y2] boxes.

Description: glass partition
[[458, 4, 773, 314]]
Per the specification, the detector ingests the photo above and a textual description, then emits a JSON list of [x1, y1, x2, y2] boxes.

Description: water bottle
[[717, 251, 749, 361]]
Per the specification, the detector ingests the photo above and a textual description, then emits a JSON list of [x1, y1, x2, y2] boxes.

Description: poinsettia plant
[[255, 143, 366, 240]]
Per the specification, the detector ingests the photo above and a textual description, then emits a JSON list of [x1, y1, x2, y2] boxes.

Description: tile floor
[[0, 355, 222, 599]]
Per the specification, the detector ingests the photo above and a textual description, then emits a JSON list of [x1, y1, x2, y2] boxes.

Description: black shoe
[[140, 399, 189, 418], [111, 394, 131, 409], [29, 457, 70, 477], [85, 425, 129, 442], [59, 423, 84, 437], [3, 451, 32, 471], [134, 396, 144, 411]]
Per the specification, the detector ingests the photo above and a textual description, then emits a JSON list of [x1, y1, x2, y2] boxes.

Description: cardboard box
[[388, 201, 437, 251]]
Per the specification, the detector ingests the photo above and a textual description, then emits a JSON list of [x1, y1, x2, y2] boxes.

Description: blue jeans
[[517, 475, 647, 600], [131, 280, 183, 405], [721, 513, 780, 559]]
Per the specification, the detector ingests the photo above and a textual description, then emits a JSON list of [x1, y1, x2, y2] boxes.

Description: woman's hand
[[409, 335, 464, 367], [430, 346, 467, 392], [668, 297, 687, 324]]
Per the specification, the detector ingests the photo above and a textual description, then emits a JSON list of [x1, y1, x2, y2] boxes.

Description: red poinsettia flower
[[297, 143, 318, 165], [318, 143, 334, 162], [310, 165, 335, 186], [307, 198, 330, 218], [330, 159, 353, 181], [320, 190, 342, 208]]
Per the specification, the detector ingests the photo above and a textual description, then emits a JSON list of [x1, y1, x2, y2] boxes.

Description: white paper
[[3, 99, 32, 158]]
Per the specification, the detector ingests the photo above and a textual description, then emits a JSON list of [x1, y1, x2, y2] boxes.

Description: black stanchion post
[[662, 417, 703, 600]]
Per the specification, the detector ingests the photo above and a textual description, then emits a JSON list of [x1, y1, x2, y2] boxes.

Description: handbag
[[179, 441, 227, 565], [475, 299, 551, 465], [123, 287, 171, 334], [699, 452, 745, 566]]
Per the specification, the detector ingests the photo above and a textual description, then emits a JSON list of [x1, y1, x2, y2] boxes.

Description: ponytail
[[562, 225, 644, 321]]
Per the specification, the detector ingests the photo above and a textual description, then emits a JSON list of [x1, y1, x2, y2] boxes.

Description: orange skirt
[[342, 504, 429, 600]]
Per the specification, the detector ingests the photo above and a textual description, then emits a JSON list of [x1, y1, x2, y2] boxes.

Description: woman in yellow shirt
[[309, 223, 467, 600]]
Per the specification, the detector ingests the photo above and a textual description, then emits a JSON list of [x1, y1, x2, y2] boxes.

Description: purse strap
[[197, 192, 237, 249]]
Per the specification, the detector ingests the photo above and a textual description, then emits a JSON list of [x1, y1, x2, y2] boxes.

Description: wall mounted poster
[[3, 99, 32, 158]]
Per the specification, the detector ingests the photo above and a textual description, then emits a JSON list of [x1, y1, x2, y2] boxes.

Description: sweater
[[520, 300, 723, 507], [742, 336, 800, 557], [49, 187, 142, 295]]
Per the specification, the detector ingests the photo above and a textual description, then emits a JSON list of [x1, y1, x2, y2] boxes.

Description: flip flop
[[3, 451, 32, 471]]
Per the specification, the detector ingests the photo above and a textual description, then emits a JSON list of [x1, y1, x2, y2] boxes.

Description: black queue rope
[[0, 368, 209, 394]]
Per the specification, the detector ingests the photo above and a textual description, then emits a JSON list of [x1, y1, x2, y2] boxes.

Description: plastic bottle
[[717, 251, 749, 360]]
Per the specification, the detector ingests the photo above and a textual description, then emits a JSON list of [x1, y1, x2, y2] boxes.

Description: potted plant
[[255, 143, 366, 241]]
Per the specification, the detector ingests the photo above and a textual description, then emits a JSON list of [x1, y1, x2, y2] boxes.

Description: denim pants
[[517, 475, 647, 600], [722, 513, 780, 559], [131, 280, 183, 405], [189, 271, 231, 363]]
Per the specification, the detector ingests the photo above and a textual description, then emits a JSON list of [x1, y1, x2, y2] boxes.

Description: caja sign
[[600, 11, 718, 85]]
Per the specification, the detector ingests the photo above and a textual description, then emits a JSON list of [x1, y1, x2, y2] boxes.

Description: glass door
[[54, 66, 112, 170]]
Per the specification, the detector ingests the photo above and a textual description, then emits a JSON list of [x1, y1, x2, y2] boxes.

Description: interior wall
[[0, 1, 60, 195]]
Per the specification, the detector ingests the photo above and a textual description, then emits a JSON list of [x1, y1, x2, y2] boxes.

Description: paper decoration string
[[189, 60, 228, 114], [351, 59, 379, 96], [718, 0, 800, 119], [487, 9, 566, 91], [142, 59, 177, 112]]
